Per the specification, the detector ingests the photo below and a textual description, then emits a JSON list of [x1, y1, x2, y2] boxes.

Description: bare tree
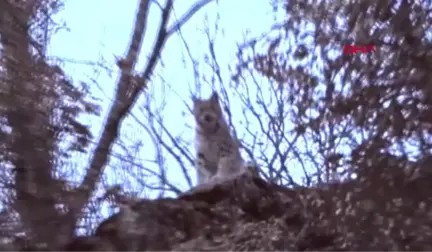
[[221, 0, 432, 240], [135, 6, 317, 191], [0, 0, 217, 248], [135, 0, 432, 193], [245, 0, 432, 181], [0, 0, 99, 247]]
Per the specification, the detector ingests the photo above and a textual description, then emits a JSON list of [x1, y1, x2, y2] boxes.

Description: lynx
[[193, 91, 246, 185]]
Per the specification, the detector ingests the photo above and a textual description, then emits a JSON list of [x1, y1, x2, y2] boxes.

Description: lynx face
[[193, 92, 223, 133]]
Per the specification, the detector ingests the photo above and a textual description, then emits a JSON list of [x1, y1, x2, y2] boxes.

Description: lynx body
[[193, 92, 246, 185]]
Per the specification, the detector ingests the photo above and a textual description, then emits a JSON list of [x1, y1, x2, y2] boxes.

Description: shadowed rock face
[[84, 174, 292, 251], [15, 171, 432, 251], [61, 236, 115, 251], [18, 247, 47, 251]]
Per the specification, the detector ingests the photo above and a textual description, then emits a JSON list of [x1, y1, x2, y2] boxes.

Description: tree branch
[[73, 0, 216, 230]]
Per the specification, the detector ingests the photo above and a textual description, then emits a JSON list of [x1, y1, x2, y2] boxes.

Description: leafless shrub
[[231, 0, 432, 223], [137, 5, 315, 189]]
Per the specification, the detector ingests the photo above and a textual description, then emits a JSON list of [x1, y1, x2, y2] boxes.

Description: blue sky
[[46, 0, 306, 214]]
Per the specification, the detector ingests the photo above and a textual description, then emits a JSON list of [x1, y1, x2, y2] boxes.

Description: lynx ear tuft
[[192, 95, 199, 103], [210, 91, 219, 102]]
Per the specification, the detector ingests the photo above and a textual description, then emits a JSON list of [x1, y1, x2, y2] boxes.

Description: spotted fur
[[193, 91, 246, 185]]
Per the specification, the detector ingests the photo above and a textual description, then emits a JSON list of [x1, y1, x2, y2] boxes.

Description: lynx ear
[[192, 94, 199, 103], [210, 91, 219, 102]]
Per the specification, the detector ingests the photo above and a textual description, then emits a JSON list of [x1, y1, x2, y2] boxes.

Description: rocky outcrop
[[60, 171, 432, 251]]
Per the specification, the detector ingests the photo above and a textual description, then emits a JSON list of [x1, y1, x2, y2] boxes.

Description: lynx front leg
[[195, 153, 214, 185], [196, 166, 212, 185], [211, 155, 246, 183]]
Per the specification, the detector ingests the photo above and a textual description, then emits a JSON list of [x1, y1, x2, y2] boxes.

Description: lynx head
[[193, 91, 223, 133]]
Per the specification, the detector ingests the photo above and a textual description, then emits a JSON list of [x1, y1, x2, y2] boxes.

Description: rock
[[59, 172, 432, 251]]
